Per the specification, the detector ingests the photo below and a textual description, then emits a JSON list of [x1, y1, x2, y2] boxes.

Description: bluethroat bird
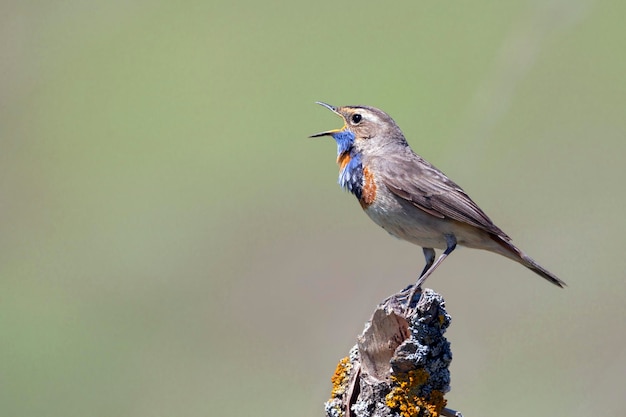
[[310, 102, 565, 304]]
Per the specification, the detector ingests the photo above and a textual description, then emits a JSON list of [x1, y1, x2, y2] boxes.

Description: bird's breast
[[337, 151, 376, 208]]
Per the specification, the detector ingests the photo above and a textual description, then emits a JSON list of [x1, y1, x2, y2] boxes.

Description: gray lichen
[[325, 288, 453, 417]]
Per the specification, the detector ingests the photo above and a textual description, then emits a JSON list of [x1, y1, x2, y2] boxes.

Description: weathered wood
[[325, 288, 461, 417]]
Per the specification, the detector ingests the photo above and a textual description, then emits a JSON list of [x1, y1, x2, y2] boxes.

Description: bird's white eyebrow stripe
[[358, 110, 381, 124]]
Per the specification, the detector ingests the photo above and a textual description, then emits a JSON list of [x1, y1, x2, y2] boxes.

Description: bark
[[325, 288, 462, 417]]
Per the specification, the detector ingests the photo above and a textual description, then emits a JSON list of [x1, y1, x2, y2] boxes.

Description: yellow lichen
[[385, 370, 447, 417], [330, 356, 352, 398]]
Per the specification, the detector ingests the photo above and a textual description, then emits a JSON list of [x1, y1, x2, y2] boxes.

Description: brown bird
[[310, 102, 566, 303]]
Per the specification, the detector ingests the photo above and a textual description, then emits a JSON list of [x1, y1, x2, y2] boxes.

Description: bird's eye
[[351, 113, 362, 124]]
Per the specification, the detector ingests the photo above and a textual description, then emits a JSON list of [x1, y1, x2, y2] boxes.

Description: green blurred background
[[2, 0, 625, 416]]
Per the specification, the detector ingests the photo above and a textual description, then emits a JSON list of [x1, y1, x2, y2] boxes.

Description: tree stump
[[325, 288, 462, 417]]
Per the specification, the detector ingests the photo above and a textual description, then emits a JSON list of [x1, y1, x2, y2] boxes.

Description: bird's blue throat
[[332, 129, 355, 156], [332, 130, 364, 200]]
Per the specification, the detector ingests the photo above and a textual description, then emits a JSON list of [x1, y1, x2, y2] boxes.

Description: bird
[[309, 102, 565, 304]]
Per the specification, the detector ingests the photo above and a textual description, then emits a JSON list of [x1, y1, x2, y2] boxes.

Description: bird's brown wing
[[380, 151, 510, 239]]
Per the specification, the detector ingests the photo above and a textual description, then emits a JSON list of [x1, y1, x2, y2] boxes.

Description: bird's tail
[[490, 235, 566, 288]]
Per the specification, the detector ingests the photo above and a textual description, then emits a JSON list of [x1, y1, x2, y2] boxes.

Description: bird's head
[[309, 102, 406, 156]]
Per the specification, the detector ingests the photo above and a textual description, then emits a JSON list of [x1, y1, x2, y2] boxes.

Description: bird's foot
[[404, 284, 423, 315]]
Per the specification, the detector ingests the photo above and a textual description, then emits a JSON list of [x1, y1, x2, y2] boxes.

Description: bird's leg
[[419, 247, 436, 278], [406, 248, 434, 307], [408, 234, 457, 306], [416, 234, 457, 288]]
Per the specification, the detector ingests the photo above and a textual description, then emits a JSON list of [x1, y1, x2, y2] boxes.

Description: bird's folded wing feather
[[380, 153, 510, 239]]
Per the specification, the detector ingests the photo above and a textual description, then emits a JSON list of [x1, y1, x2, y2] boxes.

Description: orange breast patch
[[360, 166, 377, 208], [337, 152, 351, 170]]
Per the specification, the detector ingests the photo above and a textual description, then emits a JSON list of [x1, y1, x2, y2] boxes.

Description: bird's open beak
[[309, 101, 344, 138]]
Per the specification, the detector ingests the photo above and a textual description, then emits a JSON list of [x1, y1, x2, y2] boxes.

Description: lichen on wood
[[325, 288, 459, 417]]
